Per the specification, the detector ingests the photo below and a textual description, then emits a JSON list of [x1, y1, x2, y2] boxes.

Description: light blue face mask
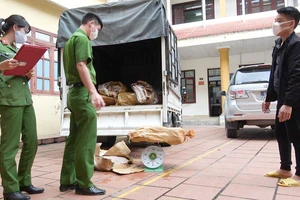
[[15, 30, 27, 44]]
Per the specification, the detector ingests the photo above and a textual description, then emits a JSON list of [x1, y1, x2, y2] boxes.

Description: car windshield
[[234, 67, 270, 85]]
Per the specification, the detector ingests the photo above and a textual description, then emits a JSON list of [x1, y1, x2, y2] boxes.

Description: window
[[27, 28, 58, 95], [234, 67, 271, 85], [36, 50, 50, 91], [168, 25, 180, 84], [181, 70, 196, 103], [237, 0, 284, 15], [54, 49, 59, 93], [172, 0, 215, 25]]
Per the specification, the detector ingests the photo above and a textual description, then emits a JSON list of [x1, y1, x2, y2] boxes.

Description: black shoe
[[75, 185, 106, 195], [20, 185, 44, 194], [59, 182, 77, 192], [3, 191, 30, 200]]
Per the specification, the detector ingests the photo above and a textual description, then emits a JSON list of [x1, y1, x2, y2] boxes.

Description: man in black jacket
[[262, 6, 300, 187]]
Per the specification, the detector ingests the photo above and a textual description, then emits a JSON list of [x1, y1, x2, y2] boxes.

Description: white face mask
[[15, 30, 27, 44], [272, 21, 292, 36], [89, 26, 98, 41]]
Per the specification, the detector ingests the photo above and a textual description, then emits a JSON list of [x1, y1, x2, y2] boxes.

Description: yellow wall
[[32, 96, 62, 136], [0, 0, 64, 33]]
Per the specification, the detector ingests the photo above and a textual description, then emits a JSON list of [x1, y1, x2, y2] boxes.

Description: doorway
[[208, 68, 222, 117]]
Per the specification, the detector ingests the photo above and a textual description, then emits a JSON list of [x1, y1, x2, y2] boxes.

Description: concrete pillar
[[218, 47, 230, 112], [220, 0, 226, 17], [166, 0, 172, 24]]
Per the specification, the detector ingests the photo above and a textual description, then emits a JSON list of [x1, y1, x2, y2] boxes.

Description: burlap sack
[[98, 81, 127, 99], [131, 81, 158, 104], [129, 126, 195, 145], [101, 95, 116, 106], [116, 92, 138, 106]]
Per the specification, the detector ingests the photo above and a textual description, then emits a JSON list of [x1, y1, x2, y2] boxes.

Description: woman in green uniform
[[0, 15, 44, 200]]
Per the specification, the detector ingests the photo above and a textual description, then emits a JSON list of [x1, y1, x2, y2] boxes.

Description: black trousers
[[275, 104, 300, 176]]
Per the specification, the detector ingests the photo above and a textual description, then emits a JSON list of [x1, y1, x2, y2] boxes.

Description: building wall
[[0, 0, 64, 33], [214, 0, 221, 19], [49, 0, 106, 9], [32, 96, 62, 135], [226, 0, 237, 17], [181, 49, 273, 116], [172, 0, 290, 117]]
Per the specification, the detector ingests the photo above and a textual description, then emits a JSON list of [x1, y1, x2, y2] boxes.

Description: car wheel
[[226, 128, 237, 138]]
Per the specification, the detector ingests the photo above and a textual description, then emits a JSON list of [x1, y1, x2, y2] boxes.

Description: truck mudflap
[[60, 105, 164, 136]]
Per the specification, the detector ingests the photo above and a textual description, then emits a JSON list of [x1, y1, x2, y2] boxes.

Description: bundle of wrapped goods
[[98, 81, 127, 105], [101, 95, 116, 106], [131, 80, 158, 104], [116, 92, 139, 106], [129, 126, 195, 145]]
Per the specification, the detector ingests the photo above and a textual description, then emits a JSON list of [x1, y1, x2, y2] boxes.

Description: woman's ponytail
[[0, 18, 5, 36]]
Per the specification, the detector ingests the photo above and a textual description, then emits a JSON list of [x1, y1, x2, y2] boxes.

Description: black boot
[[59, 182, 77, 192], [20, 185, 44, 194], [75, 185, 106, 195], [3, 191, 30, 200]]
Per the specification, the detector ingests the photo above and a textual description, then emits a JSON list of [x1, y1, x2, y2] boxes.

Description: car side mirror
[[219, 91, 226, 96]]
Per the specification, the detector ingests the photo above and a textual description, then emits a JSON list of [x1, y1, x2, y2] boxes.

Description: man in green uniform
[[59, 13, 106, 196], [0, 15, 44, 200]]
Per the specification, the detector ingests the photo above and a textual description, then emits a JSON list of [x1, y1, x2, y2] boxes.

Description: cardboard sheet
[[94, 141, 144, 174]]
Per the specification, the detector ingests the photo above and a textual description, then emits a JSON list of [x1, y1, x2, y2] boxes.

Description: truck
[[56, 0, 182, 146]]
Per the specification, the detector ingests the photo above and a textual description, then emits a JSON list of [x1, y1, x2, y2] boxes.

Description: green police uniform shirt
[[63, 29, 96, 85], [0, 39, 33, 106]]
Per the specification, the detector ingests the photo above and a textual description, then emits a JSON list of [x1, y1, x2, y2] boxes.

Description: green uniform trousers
[[0, 105, 37, 193], [60, 87, 97, 188]]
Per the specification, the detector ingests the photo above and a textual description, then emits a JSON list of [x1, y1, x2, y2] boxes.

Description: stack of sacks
[[98, 80, 159, 106]]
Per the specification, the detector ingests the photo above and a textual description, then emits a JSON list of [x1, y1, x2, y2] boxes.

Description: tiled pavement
[[1, 125, 300, 200]]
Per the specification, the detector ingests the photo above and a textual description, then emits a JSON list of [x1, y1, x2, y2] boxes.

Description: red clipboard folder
[[3, 44, 47, 76]]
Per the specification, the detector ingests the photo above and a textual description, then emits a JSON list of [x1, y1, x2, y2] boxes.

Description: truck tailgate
[[60, 105, 163, 136]]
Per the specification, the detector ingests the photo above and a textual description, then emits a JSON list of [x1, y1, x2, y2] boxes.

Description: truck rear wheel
[[97, 136, 117, 148]]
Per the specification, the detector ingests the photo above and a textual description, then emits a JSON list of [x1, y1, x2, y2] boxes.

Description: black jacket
[[266, 32, 300, 107]]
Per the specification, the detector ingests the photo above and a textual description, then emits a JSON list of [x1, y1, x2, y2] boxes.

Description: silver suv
[[220, 64, 276, 138]]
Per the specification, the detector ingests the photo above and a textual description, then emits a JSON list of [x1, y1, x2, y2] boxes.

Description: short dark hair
[[81, 13, 103, 29], [0, 14, 31, 36], [277, 6, 300, 29]]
